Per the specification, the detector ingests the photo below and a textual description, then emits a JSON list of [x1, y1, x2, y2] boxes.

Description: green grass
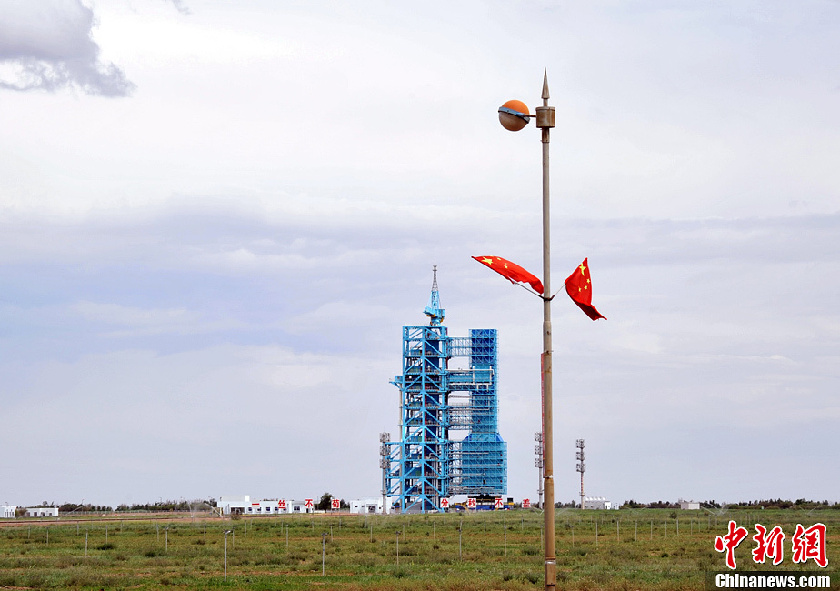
[[0, 508, 835, 590]]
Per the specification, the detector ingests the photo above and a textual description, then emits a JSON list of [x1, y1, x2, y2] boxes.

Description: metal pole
[[224, 530, 231, 581], [535, 70, 556, 591]]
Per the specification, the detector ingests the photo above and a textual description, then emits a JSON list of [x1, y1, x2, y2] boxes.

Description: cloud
[[70, 301, 246, 337], [1, 204, 838, 504], [0, 0, 134, 96], [0, 344, 395, 504], [165, 0, 191, 16]]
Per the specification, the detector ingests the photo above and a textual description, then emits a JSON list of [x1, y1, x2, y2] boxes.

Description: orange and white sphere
[[498, 99, 531, 131]]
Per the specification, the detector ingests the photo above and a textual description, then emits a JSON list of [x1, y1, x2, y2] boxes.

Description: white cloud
[[69, 300, 246, 337], [164, 0, 191, 16], [0, 344, 395, 504], [0, 0, 134, 95], [73, 300, 195, 325]]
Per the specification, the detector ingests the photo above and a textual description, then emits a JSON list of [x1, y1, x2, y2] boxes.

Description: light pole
[[224, 529, 232, 581], [535, 431, 544, 508], [576, 439, 586, 510], [379, 432, 390, 515], [498, 71, 556, 591]]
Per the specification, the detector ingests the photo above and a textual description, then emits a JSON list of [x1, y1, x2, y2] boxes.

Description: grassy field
[[0, 508, 835, 590]]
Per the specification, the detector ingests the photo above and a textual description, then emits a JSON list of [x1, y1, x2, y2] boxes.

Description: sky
[[1, 0, 838, 510]]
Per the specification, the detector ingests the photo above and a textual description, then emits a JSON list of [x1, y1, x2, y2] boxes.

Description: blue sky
[[1, 0, 838, 509]]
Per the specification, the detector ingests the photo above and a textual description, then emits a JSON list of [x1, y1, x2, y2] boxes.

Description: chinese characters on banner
[[714, 521, 827, 569], [753, 524, 785, 566], [277, 499, 286, 510], [466, 498, 476, 510], [331, 498, 340, 510], [523, 498, 531, 509], [792, 524, 828, 567], [440, 498, 449, 509]]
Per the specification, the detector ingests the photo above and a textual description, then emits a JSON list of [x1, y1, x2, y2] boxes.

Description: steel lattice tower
[[381, 269, 507, 513]]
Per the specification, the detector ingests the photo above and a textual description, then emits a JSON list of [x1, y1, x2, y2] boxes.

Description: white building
[[244, 500, 287, 515], [583, 496, 613, 510], [2, 505, 16, 518], [679, 499, 700, 510], [287, 500, 314, 514], [349, 498, 387, 515], [217, 495, 314, 515], [26, 507, 58, 517], [217, 495, 250, 515]]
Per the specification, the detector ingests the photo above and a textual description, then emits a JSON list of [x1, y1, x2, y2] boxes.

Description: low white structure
[[287, 500, 314, 514], [217, 495, 250, 515], [583, 496, 613, 510], [2, 505, 16, 518], [679, 499, 700, 510], [349, 498, 386, 515], [26, 507, 58, 517], [217, 495, 314, 515], [244, 500, 286, 515]]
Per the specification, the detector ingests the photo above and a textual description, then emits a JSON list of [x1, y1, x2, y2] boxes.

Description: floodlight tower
[[535, 432, 544, 508], [575, 439, 585, 510], [380, 432, 391, 514]]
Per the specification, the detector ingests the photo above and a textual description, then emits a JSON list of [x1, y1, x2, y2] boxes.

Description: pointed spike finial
[[541, 69, 550, 104], [424, 265, 445, 325]]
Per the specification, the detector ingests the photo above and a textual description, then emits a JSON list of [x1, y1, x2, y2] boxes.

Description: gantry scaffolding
[[381, 269, 507, 513]]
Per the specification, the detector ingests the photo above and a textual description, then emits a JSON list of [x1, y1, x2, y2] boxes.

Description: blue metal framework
[[383, 271, 507, 513]]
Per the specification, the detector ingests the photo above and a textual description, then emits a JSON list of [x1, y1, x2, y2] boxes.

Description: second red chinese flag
[[565, 258, 606, 320]]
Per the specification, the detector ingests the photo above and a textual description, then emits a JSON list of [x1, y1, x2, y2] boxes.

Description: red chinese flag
[[473, 256, 544, 294], [565, 258, 606, 320]]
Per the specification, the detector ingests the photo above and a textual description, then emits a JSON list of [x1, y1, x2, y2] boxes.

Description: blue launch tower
[[381, 269, 507, 513]]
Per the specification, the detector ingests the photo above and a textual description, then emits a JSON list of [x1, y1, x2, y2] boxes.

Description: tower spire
[[541, 69, 550, 103], [424, 265, 445, 325]]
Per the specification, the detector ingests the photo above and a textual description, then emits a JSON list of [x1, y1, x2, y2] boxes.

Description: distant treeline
[[620, 499, 838, 509], [35, 497, 839, 513], [114, 499, 214, 512], [51, 499, 214, 513], [731, 498, 836, 509], [57, 503, 114, 513]]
